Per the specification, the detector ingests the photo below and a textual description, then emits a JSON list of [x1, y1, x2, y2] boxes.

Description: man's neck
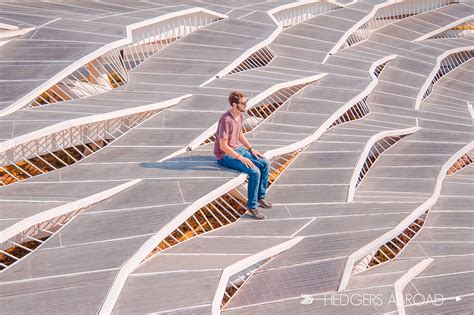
[[229, 107, 241, 119]]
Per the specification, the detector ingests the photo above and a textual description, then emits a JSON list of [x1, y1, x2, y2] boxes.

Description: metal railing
[[352, 211, 428, 274], [227, 47, 276, 75], [338, 143, 473, 291], [0, 179, 138, 272], [0, 206, 88, 271], [200, 82, 311, 146], [27, 12, 221, 108], [447, 151, 473, 175], [338, 0, 456, 51], [221, 257, 272, 309], [0, 110, 160, 186], [421, 50, 474, 102], [373, 61, 390, 78], [271, 1, 341, 29], [347, 126, 419, 203], [328, 97, 370, 129], [355, 135, 406, 189], [351, 151, 473, 274], [429, 20, 474, 39]]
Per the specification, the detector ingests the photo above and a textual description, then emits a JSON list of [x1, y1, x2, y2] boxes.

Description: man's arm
[[219, 138, 254, 168], [239, 131, 265, 159], [239, 131, 252, 150]]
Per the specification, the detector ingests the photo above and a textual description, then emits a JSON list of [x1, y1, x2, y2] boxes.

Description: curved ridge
[[0, 179, 140, 271], [0, 95, 190, 186], [338, 141, 474, 291], [347, 126, 420, 202], [0, 8, 226, 117]]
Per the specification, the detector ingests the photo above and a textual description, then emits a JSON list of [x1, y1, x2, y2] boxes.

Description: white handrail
[[0, 179, 141, 244], [211, 237, 303, 314], [414, 15, 474, 41], [346, 126, 420, 202], [394, 258, 433, 315], [324, 0, 402, 62], [0, 95, 191, 155], [414, 46, 474, 109]]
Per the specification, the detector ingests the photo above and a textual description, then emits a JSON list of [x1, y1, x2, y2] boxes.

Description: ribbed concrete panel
[[0, 270, 117, 314], [286, 202, 418, 218], [406, 295, 474, 315], [0, 234, 150, 281], [135, 254, 249, 273], [208, 218, 310, 237], [164, 236, 288, 255], [227, 258, 347, 308], [115, 270, 221, 313], [295, 213, 407, 236], [0, 181, 125, 202], [49, 204, 186, 246], [412, 272, 474, 300], [264, 230, 391, 269]]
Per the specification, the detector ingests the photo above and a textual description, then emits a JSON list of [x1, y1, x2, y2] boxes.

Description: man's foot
[[248, 208, 266, 220], [258, 199, 272, 209]]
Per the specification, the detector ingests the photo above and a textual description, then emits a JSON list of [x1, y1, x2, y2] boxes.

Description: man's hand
[[239, 156, 255, 168], [250, 148, 264, 159]]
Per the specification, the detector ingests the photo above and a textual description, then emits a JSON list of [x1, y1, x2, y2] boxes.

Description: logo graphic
[[300, 295, 314, 305], [298, 293, 448, 307]]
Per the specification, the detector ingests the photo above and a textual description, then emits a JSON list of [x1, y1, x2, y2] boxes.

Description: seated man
[[214, 90, 272, 220]]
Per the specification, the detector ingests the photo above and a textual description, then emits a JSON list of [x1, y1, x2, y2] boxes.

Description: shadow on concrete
[[140, 154, 240, 174]]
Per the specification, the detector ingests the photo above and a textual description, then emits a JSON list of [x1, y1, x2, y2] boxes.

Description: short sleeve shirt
[[214, 111, 242, 160]]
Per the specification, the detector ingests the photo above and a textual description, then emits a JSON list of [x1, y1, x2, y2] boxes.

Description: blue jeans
[[217, 147, 270, 209]]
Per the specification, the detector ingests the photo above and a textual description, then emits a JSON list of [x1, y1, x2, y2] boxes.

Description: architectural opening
[[0, 205, 88, 271], [27, 11, 222, 108], [338, 0, 456, 51], [328, 97, 370, 129], [421, 50, 474, 102], [221, 257, 272, 309], [353, 211, 428, 274], [428, 19, 474, 39], [0, 105, 173, 186], [271, 1, 341, 29], [227, 47, 275, 75]]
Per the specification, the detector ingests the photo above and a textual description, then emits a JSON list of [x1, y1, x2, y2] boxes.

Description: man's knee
[[260, 158, 270, 171], [248, 166, 260, 178]]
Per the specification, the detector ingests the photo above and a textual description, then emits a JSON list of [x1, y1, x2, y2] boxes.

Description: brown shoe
[[258, 199, 272, 209], [248, 208, 266, 220]]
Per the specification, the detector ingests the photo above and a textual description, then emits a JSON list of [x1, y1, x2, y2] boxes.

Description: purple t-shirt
[[214, 111, 242, 160]]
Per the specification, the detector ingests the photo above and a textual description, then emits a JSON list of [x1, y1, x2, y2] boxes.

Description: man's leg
[[217, 149, 260, 210], [244, 152, 270, 200]]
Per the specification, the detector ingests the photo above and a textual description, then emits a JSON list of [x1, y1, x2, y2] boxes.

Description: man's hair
[[228, 90, 246, 107]]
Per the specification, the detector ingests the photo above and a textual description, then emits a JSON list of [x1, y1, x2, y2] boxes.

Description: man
[[214, 90, 272, 220]]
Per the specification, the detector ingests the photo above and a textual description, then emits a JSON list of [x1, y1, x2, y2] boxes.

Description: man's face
[[236, 97, 247, 112]]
